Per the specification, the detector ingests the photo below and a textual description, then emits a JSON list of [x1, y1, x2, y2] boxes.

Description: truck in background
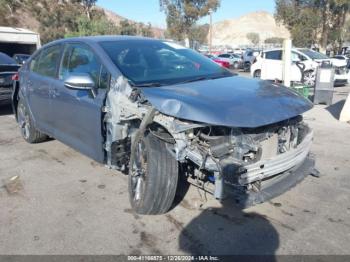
[[0, 27, 40, 105], [0, 27, 40, 58]]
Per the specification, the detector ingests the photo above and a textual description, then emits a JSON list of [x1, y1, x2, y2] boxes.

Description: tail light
[[12, 73, 19, 81]]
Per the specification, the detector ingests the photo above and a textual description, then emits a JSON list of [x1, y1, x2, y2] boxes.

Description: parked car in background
[[251, 48, 349, 86], [205, 54, 230, 68], [333, 55, 349, 64], [13, 54, 31, 65], [0, 52, 20, 105], [233, 48, 245, 55], [213, 58, 230, 68], [13, 36, 314, 215], [217, 53, 242, 69]]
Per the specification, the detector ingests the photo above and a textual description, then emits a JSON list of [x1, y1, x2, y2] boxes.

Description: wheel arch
[[11, 81, 20, 121]]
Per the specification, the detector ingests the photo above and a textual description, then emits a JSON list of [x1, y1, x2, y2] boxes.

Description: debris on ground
[[2, 175, 23, 194]]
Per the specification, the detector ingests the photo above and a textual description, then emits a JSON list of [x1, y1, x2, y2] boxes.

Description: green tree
[[275, 0, 350, 52], [137, 23, 154, 37], [246, 32, 260, 45], [119, 19, 138, 35], [160, 0, 220, 41], [79, 0, 97, 20], [188, 24, 209, 45], [65, 14, 120, 38]]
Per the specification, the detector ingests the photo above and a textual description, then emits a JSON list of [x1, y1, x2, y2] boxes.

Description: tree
[[246, 32, 260, 46], [65, 14, 120, 38], [138, 23, 154, 37], [264, 37, 284, 45], [188, 24, 209, 45], [79, 0, 97, 20], [160, 0, 220, 41], [275, 0, 350, 52], [119, 19, 138, 36]]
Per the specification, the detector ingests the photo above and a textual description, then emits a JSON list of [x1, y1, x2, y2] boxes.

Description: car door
[[50, 42, 110, 162], [25, 44, 62, 135], [261, 50, 283, 80]]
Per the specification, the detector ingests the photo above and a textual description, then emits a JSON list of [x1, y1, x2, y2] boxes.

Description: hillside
[[12, 5, 164, 39], [211, 11, 290, 47], [101, 7, 165, 39]]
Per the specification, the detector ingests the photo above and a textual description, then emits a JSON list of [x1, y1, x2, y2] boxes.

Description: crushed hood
[[140, 76, 313, 128]]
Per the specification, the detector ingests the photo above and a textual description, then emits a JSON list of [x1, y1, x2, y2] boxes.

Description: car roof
[[45, 35, 159, 46]]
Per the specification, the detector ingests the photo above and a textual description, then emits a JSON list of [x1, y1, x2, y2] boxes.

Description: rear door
[[25, 44, 62, 134], [261, 50, 283, 80], [50, 42, 110, 162]]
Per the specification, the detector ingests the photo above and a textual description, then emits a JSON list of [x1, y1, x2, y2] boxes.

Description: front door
[[51, 43, 111, 162]]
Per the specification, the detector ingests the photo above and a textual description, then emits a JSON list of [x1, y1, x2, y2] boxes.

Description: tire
[[253, 70, 261, 78], [17, 98, 48, 143], [233, 62, 239, 69], [244, 62, 251, 72], [128, 131, 178, 215]]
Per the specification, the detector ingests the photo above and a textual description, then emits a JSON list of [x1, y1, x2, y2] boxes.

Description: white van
[[251, 48, 349, 86]]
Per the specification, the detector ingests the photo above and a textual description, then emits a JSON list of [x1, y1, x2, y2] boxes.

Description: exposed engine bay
[[103, 76, 314, 207]]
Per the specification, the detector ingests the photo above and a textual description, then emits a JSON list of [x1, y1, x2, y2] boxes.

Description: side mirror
[[64, 74, 97, 98]]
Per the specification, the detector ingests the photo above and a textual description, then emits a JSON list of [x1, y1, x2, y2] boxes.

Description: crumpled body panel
[[140, 76, 313, 128]]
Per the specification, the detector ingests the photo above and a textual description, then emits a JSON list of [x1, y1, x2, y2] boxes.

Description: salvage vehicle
[[251, 48, 349, 86], [13, 36, 315, 215], [0, 52, 20, 105]]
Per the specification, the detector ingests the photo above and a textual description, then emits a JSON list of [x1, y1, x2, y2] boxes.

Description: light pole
[[209, 8, 213, 54]]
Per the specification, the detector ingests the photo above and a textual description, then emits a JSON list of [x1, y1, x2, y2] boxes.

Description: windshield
[[299, 49, 329, 60], [100, 40, 232, 86]]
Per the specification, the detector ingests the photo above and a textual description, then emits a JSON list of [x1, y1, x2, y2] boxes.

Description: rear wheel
[[17, 99, 48, 143], [253, 70, 261, 78], [128, 131, 178, 215], [303, 70, 315, 87]]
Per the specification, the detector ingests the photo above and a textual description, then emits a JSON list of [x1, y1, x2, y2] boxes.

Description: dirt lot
[[0, 73, 350, 255]]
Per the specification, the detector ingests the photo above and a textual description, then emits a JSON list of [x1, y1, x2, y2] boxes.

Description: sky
[[97, 0, 276, 28]]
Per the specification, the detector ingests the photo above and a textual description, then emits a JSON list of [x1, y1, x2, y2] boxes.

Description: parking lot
[[0, 70, 350, 256]]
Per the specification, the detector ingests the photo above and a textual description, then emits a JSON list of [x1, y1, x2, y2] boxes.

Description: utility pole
[[209, 8, 213, 54], [283, 39, 292, 87]]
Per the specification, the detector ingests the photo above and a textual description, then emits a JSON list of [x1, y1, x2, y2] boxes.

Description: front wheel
[[128, 131, 178, 215], [17, 98, 48, 143]]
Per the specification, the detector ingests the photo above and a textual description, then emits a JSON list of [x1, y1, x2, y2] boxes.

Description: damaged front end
[[103, 75, 315, 208], [169, 116, 315, 207]]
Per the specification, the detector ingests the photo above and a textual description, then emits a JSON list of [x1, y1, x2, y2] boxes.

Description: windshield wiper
[[130, 82, 164, 88]]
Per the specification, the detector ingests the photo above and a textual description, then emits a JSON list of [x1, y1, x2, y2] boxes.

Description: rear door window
[[33, 45, 62, 78], [265, 50, 282, 60], [59, 43, 110, 89]]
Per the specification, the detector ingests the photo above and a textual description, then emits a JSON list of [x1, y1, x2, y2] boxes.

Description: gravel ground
[[0, 73, 349, 255]]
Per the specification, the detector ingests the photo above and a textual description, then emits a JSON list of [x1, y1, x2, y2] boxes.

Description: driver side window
[[59, 43, 108, 88]]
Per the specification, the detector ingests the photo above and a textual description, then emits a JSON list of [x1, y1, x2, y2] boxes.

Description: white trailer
[[0, 26, 40, 57]]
